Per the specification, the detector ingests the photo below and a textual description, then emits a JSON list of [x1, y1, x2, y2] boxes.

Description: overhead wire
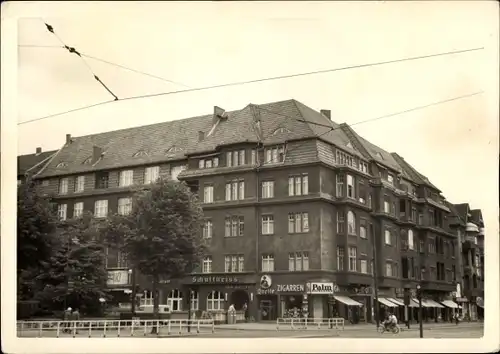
[[18, 46, 483, 126]]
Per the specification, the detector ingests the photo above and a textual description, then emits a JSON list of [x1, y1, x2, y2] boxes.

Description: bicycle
[[378, 323, 400, 334]]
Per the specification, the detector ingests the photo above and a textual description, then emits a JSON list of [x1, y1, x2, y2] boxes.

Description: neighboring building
[[30, 99, 471, 322], [17, 147, 57, 185]]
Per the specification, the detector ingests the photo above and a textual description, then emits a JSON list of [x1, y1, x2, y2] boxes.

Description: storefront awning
[[441, 300, 460, 309], [377, 297, 398, 307], [477, 303, 484, 308], [334, 296, 363, 307], [408, 299, 419, 307], [387, 298, 405, 306], [422, 299, 445, 308], [412, 298, 432, 307]]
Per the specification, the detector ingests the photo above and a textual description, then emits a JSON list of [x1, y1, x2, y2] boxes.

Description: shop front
[[306, 281, 336, 320]]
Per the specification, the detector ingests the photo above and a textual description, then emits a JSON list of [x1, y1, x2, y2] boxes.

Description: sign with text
[[306, 282, 335, 295], [107, 270, 130, 286], [191, 276, 240, 284]]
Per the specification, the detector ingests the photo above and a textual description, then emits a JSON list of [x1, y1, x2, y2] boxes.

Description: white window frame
[[337, 247, 344, 271], [385, 262, 393, 277], [261, 254, 275, 272], [348, 247, 357, 271], [360, 225, 367, 239], [118, 197, 132, 216], [167, 289, 183, 312], [202, 256, 212, 273], [408, 229, 414, 250], [190, 291, 199, 311], [251, 149, 257, 165], [94, 200, 108, 218], [384, 200, 391, 213], [73, 202, 84, 218], [203, 220, 213, 239], [262, 181, 274, 199], [336, 174, 344, 197], [385, 229, 392, 245], [288, 252, 310, 271], [288, 174, 309, 196], [360, 259, 368, 274], [170, 165, 186, 181], [264, 145, 285, 164], [225, 180, 244, 201], [337, 212, 345, 233], [347, 211, 356, 235], [119, 170, 134, 187], [74, 176, 85, 192], [144, 166, 160, 184], [262, 215, 274, 235], [347, 175, 355, 199], [224, 216, 244, 237], [206, 291, 224, 311], [288, 212, 310, 233], [203, 185, 214, 203], [59, 178, 68, 195], [58, 204, 67, 220], [225, 255, 244, 273], [387, 174, 394, 185]]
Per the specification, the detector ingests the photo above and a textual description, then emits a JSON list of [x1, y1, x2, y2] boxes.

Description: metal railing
[[17, 319, 215, 338], [276, 317, 344, 331]]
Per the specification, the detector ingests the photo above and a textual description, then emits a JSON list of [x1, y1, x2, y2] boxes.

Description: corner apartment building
[[31, 99, 463, 322], [18, 147, 57, 185]]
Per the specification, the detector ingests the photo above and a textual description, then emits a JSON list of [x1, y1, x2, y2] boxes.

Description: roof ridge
[[391, 152, 440, 192], [338, 123, 372, 160]]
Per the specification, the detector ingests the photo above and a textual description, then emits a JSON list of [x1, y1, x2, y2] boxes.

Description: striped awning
[[334, 296, 363, 307], [377, 297, 398, 307], [441, 300, 460, 309], [412, 298, 432, 307], [423, 299, 445, 308], [387, 298, 405, 306]]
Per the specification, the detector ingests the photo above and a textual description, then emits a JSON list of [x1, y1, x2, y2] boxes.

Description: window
[[289, 252, 309, 271], [288, 212, 309, 233], [251, 149, 257, 165], [360, 225, 367, 239], [348, 247, 357, 271], [451, 265, 456, 281], [167, 289, 183, 311], [225, 255, 244, 272], [225, 216, 244, 237], [336, 174, 344, 197], [262, 181, 274, 198], [288, 174, 309, 196], [203, 220, 213, 239], [199, 157, 219, 169], [337, 211, 345, 234], [360, 260, 368, 274], [428, 239, 436, 254], [336, 149, 358, 168], [359, 161, 368, 173], [118, 198, 132, 215], [190, 291, 199, 311], [411, 207, 417, 222], [368, 194, 372, 208], [58, 204, 67, 220], [385, 230, 391, 245], [384, 198, 390, 213], [95, 172, 109, 189], [74, 176, 85, 192], [73, 202, 84, 218], [119, 170, 134, 187], [225, 179, 245, 201], [347, 175, 355, 199], [261, 215, 274, 235], [94, 200, 108, 218], [347, 211, 356, 235], [337, 247, 344, 271], [203, 185, 214, 203], [387, 174, 394, 185], [226, 150, 246, 167], [170, 165, 186, 181], [206, 291, 224, 311], [408, 229, 414, 250], [144, 166, 160, 184], [370, 260, 374, 275], [262, 254, 275, 272], [264, 145, 285, 164], [385, 262, 393, 277], [105, 248, 128, 268], [202, 256, 212, 273], [59, 178, 69, 194], [17, 179, 22, 186], [419, 240, 425, 253]]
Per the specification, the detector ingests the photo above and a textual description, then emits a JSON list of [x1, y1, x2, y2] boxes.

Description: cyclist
[[384, 312, 398, 331]]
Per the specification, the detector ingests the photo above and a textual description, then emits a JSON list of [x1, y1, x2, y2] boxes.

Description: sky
[[12, 1, 500, 236]]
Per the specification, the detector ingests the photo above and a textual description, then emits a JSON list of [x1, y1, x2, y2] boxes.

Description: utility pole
[[370, 223, 380, 328], [130, 268, 137, 316], [417, 284, 423, 338]]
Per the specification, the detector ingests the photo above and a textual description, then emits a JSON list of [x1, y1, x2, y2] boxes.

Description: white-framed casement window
[[170, 165, 186, 181], [289, 252, 309, 271], [288, 174, 309, 196], [206, 291, 224, 311], [261, 215, 274, 235], [141, 291, 154, 306], [347, 211, 356, 235], [73, 202, 84, 218], [385, 262, 393, 277], [225, 216, 244, 237], [225, 255, 244, 272], [347, 175, 355, 199], [264, 145, 285, 164], [336, 174, 344, 197], [360, 259, 368, 274], [360, 225, 367, 239], [190, 291, 199, 311], [226, 150, 246, 167], [144, 166, 160, 184], [288, 212, 309, 233], [387, 174, 394, 185], [225, 180, 245, 201], [262, 181, 274, 198], [337, 211, 345, 233], [74, 176, 85, 192], [359, 161, 368, 173], [119, 170, 134, 187], [58, 204, 67, 220], [261, 254, 275, 272], [59, 178, 69, 195], [348, 247, 357, 271], [384, 229, 392, 245], [384, 198, 391, 213], [203, 185, 214, 203], [251, 149, 257, 165], [118, 197, 132, 215], [203, 219, 213, 239], [94, 200, 108, 218], [408, 229, 414, 250], [337, 246, 344, 271], [202, 256, 212, 273], [167, 289, 183, 311]]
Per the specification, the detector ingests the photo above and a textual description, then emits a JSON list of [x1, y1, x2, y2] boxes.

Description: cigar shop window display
[[282, 295, 304, 318]]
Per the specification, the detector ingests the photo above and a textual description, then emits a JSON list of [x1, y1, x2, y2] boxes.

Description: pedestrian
[[63, 307, 72, 333], [71, 308, 80, 334], [454, 312, 459, 325], [242, 302, 248, 322]]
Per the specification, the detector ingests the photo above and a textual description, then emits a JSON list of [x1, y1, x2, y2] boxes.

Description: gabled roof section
[[454, 203, 470, 222], [391, 153, 441, 192], [470, 209, 484, 226], [445, 201, 466, 227], [17, 150, 57, 176]]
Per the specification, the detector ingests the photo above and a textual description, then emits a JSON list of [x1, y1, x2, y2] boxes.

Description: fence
[[17, 319, 215, 338], [276, 317, 345, 331]]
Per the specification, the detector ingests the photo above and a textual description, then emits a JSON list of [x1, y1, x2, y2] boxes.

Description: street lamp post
[[416, 284, 423, 338], [187, 288, 193, 333], [128, 268, 136, 316]]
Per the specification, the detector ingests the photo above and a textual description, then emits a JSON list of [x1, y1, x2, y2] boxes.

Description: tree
[[101, 178, 205, 332]]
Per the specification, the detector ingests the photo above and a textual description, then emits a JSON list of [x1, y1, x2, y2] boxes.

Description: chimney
[[198, 131, 205, 142], [35, 147, 42, 155], [320, 110, 331, 119], [213, 106, 227, 125], [66, 134, 72, 144], [92, 145, 103, 163]]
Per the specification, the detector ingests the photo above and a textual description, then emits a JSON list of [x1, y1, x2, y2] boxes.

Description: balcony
[[462, 236, 478, 250], [465, 222, 479, 233]]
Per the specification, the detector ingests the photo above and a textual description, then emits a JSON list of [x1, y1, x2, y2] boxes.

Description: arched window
[[190, 290, 199, 311], [347, 211, 356, 235], [167, 289, 183, 311], [207, 291, 224, 311], [408, 229, 414, 250]]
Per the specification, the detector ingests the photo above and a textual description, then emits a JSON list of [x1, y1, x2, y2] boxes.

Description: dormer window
[[133, 150, 148, 157], [226, 150, 246, 167], [56, 162, 68, 168], [376, 152, 384, 160], [346, 141, 354, 149], [273, 127, 290, 135], [199, 157, 219, 169], [166, 146, 183, 154], [83, 157, 92, 165], [264, 145, 285, 164]]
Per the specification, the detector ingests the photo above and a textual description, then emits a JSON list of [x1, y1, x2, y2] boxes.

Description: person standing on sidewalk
[[242, 302, 249, 322], [63, 307, 72, 333], [71, 308, 80, 334]]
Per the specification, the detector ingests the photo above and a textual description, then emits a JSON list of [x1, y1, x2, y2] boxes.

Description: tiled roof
[[445, 201, 465, 226], [454, 203, 470, 221], [18, 150, 57, 176], [470, 209, 484, 226], [390, 153, 441, 192]]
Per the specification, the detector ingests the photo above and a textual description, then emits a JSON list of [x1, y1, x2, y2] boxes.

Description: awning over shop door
[[333, 296, 363, 307], [423, 299, 445, 308], [377, 298, 398, 307], [412, 298, 432, 307], [386, 298, 405, 306], [441, 300, 460, 309]]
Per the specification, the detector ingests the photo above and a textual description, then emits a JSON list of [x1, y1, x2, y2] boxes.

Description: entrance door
[[260, 300, 275, 321]]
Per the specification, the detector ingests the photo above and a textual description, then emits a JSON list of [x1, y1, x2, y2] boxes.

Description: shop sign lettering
[[306, 282, 335, 294], [277, 284, 304, 293], [192, 276, 240, 284]]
